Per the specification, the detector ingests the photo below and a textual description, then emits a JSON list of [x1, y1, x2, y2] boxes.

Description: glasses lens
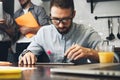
[[62, 19, 71, 24], [51, 19, 60, 25]]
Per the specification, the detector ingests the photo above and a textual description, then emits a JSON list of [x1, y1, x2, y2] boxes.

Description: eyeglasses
[[50, 17, 72, 25]]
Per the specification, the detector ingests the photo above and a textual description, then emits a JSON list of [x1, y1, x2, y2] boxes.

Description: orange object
[[0, 61, 12, 66], [15, 12, 39, 38], [98, 52, 114, 63]]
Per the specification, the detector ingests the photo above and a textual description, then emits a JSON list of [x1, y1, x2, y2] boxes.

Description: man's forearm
[[87, 48, 99, 62]]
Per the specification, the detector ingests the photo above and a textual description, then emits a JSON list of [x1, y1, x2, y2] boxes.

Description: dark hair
[[50, 0, 74, 11]]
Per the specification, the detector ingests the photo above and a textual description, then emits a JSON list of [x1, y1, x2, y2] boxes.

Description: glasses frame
[[49, 16, 73, 25]]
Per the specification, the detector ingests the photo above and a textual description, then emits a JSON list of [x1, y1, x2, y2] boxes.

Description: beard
[[21, 0, 30, 8], [56, 25, 72, 35], [57, 28, 69, 34], [56, 21, 72, 35]]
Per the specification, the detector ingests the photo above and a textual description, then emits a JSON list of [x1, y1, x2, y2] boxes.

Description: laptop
[[50, 63, 120, 77]]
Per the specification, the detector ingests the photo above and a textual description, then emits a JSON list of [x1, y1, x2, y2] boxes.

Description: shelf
[[87, 0, 119, 2], [86, 0, 120, 13], [95, 16, 120, 20]]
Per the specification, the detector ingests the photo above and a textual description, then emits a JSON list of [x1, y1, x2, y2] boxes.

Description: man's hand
[[18, 52, 37, 65], [0, 19, 6, 24], [19, 27, 32, 35], [64, 44, 99, 61], [19, 26, 40, 35]]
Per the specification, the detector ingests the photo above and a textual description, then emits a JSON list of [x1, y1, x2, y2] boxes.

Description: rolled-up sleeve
[[35, 6, 49, 26]]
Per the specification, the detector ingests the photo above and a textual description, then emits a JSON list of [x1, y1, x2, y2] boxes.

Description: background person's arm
[[0, 11, 20, 42]]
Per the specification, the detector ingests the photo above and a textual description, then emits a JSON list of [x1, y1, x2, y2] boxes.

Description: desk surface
[[1, 63, 120, 80]]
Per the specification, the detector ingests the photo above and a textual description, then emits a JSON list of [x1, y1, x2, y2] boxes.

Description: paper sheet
[[0, 66, 36, 71], [36, 62, 74, 65]]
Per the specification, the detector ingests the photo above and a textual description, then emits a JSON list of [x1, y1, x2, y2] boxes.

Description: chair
[[0, 41, 11, 61]]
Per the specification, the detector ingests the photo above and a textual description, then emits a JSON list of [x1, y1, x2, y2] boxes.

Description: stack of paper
[[15, 12, 39, 38]]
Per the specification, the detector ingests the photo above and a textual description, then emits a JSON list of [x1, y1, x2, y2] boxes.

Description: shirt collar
[[52, 23, 76, 40], [63, 23, 76, 40]]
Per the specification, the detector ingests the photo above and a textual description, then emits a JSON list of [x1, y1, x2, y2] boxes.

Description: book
[[0, 61, 12, 66], [0, 73, 21, 79], [0, 68, 22, 79], [0, 68, 22, 74]]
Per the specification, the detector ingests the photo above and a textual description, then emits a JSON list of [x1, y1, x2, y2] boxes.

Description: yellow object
[[98, 52, 114, 63], [15, 12, 39, 38], [0, 69, 22, 79], [0, 69, 22, 74], [0, 73, 21, 79]]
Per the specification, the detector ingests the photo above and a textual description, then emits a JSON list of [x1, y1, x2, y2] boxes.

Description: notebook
[[51, 63, 120, 77], [0, 66, 22, 79], [15, 12, 39, 38], [0, 2, 3, 19]]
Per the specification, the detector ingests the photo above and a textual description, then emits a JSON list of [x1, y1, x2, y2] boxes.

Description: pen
[[62, 42, 76, 63], [62, 55, 67, 63]]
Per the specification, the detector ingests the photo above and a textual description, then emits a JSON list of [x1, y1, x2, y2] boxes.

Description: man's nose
[[58, 22, 64, 28]]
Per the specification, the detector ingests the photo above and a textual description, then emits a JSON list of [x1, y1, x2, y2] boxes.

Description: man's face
[[19, 0, 30, 8], [50, 6, 75, 34]]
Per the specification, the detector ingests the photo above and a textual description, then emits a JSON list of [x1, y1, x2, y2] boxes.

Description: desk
[[3, 63, 120, 80]]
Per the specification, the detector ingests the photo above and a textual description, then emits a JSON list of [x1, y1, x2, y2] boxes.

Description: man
[[0, 0, 18, 42], [0, 0, 19, 61], [19, 0, 102, 65], [13, 0, 49, 62]]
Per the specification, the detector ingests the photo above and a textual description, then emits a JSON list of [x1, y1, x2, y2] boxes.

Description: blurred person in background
[[13, 0, 49, 62], [0, 0, 19, 61]]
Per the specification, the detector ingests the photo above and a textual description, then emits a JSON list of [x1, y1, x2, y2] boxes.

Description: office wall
[[14, 0, 120, 47], [73, 0, 120, 47], [14, 0, 43, 12]]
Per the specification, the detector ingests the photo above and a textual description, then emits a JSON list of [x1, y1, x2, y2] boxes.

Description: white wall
[[14, 0, 43, 12], [14, 0, 120, 47], [73, 0, 120, 47]]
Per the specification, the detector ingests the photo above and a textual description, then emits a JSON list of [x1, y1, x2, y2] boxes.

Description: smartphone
[[0, 2, 3, 19]]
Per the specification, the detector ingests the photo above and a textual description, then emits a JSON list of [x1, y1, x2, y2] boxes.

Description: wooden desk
[[4, 63, 119, 80]]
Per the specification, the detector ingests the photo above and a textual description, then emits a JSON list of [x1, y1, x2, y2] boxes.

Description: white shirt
[[26, 23, 102, 63]]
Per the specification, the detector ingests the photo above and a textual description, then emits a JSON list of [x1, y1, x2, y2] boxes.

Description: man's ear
[[72, 10, 76, 18]]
